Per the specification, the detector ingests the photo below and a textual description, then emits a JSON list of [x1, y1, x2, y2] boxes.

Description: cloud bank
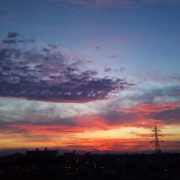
[[0, 32, 134, 103]]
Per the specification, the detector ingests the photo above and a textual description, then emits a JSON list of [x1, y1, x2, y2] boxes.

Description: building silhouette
[[26, 148, 58, 158]]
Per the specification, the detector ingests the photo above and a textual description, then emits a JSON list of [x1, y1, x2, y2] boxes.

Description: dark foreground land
[[0, 152, 180, 180]]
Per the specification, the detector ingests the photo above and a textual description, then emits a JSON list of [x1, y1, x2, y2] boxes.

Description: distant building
[[26, 148, 58, 158], [64, 150, 75, 158]]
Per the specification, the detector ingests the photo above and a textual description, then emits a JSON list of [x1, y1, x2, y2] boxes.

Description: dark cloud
[[0, 33, 134, 103], [7, 32, 19, 38], [3, 39, 18, 44], [2, 38, 34, 45], [104, 68, 111, 72], [114, 68, 125, 73], [0, 76, 132, 102], [110, 55, 116, 58]]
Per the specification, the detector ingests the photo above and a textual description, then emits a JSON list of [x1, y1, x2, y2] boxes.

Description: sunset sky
[[0, 0, 180, 154]]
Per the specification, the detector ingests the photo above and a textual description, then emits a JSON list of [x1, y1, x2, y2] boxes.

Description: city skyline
[[0, 0, 180, 154]]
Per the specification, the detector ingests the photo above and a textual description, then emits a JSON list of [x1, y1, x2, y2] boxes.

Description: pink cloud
[[116, 102, 180, 113], [116, 102, 180, 127]]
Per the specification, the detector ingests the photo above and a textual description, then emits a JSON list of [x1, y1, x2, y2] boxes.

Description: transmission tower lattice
[[151, 125, 164, 154]]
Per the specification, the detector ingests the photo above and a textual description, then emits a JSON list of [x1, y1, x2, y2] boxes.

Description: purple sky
[[0, 0, 180, 154]]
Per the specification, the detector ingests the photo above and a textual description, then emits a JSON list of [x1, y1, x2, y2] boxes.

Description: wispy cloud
[[6, 32, 19, 38]]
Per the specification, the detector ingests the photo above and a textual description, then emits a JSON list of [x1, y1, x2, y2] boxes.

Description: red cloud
[[4, 102, 180, 137], [116, 102, 180, 127], [64, 138, 149, 152], [1, 119, 180, 152], [26, 138, 180, 153], [116, 102, 180, 113]]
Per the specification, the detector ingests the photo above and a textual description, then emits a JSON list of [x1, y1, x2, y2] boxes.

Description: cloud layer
[[0, 32, 134, 103]]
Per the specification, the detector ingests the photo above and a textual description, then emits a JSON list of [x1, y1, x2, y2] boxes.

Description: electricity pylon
[[151, 125, 164, 154]]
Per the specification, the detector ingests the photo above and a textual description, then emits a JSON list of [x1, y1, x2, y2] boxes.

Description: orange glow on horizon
[[1, 101, 180, 153]]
